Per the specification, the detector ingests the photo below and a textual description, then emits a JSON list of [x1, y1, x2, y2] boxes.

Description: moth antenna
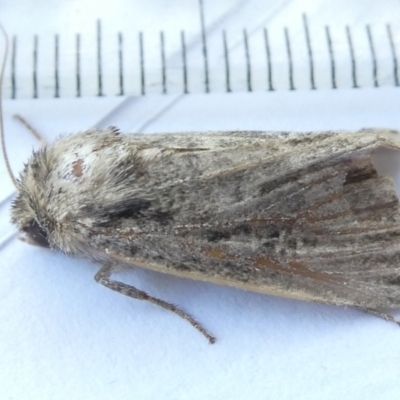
[[13, 114, 47, 146], [0, 24, 17, 188]]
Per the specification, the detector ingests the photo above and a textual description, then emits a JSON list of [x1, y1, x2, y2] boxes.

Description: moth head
[[11, 200, 51, 249], [18, 219, 50, 248], [11, 149, 53, 249]]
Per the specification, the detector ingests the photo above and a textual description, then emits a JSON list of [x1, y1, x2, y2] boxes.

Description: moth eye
[[22, 220, 50, 248]]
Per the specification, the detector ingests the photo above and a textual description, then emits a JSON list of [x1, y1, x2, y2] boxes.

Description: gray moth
[[8, 127, 400, 343]]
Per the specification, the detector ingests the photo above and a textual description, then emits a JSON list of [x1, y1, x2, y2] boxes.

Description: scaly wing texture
[[66, 130, 400, 309]]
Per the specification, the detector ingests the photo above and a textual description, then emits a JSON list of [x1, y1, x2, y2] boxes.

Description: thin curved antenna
[[13, 114, 46, 146], [0, 24, 17, 188]]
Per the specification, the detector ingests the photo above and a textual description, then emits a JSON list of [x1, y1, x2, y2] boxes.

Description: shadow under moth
[[5, 126, 400, 343]]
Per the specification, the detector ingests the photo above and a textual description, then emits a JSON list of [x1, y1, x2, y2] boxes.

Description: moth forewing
[[98, 129, 400, 313]]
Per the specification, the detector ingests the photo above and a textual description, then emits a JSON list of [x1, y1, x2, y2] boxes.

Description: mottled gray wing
[[89, 130, 400, 309]]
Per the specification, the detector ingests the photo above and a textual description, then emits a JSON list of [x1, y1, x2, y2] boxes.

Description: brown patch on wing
[[72, 159, 84, 177], [352, 199, 399, 215], [344, 162, 378, 185], [255, 257, 341, 284], [203, 246, 235, 260], [118, 229, 141, 238], [298, 193, 344, 218]]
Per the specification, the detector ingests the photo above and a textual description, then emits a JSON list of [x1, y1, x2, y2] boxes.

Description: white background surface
[[1, 1, 400, 400]]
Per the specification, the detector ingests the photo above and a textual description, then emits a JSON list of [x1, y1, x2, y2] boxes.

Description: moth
[[2, 33, 400, 344], [5, 125, 400, 343]]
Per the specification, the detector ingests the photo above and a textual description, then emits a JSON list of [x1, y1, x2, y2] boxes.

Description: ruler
[[2, 4, 400, 98]]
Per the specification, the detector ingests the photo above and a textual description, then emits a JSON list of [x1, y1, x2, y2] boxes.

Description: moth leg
[[353, 306, 400, 327], [13, 114, 47, 146], [95, 263, 216, 344]]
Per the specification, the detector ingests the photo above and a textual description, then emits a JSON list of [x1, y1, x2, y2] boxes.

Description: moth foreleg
[[353, 306, 400, 327], [94, 263, 216, 344]]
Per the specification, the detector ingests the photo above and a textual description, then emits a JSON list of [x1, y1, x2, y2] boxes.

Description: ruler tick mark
[[284, 28, 295, 91], [198, 0, 209, 93], [263, 28, 274, 91], [303, 14, 316, 90], [139, 32, 145, 96], [387, 24, 399, 87], [181, 31, 188, 94], [243, 29, 252, 92], [118, 32, 124, 96], [97, 20, 103, 97], [223, 30, 231, 93], [325, 26, 337, 89], [160, 31, 167, 95], [76, 34, 81, 97], [346, 26, 358, 89], [33, 35, 38, 99], [366, 25, 378, 88], [11, 35, 16, 99], [54, 34, 60, 98]]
